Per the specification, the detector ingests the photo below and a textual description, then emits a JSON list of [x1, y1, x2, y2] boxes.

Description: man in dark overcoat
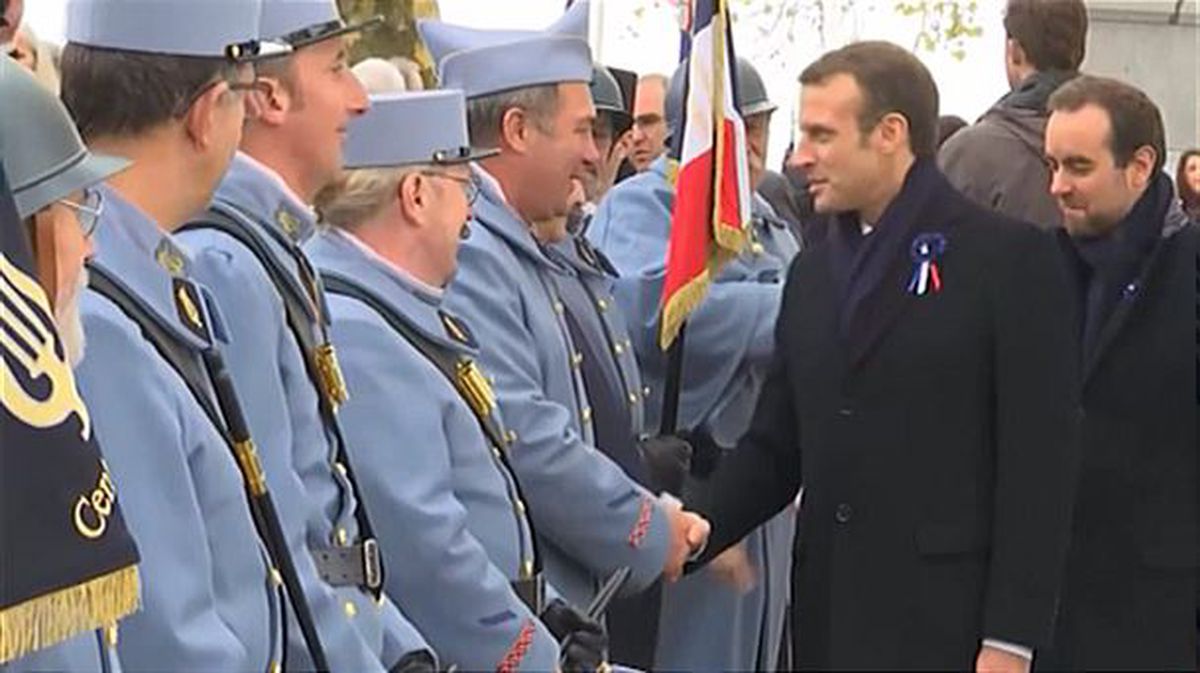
[[1036, 74, 1197, 672], [686, 41, 1081, 672]]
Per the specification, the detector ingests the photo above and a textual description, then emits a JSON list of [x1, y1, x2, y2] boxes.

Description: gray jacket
[[939, 71, 1075, 230]]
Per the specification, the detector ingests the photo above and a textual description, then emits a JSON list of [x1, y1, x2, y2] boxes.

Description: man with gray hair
[[417, 0, 711, 624]]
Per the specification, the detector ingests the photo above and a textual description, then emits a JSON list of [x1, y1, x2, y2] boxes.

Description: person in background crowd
[[0, 0, 21, 44], [629, 73, 669, 172], [1175, 149, 1200, 219], [937, 114, 967, 148], [1038, 75, 1197, 671], [5, 22, 61, 92], [940, 0, 1088, 229], [353, 57, 408, 93], [686, 41, 1080, 673]]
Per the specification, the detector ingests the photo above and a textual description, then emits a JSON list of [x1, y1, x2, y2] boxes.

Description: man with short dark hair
[[176, 1, 435, 668], [1039, 74, 1197, 671], [940, 0, 1088, 229], [57, 0, 294, 669], [686, 41, 1080, 672]]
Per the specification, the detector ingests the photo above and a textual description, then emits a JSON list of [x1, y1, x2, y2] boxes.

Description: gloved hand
[[540, 598, 607, 673], [683, 430, 725, 480], [388, 650, 453, 673], [638, 434, 692, 495]]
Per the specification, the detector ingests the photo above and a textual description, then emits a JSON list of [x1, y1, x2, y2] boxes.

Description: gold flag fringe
[[1, 564, 140, 664]]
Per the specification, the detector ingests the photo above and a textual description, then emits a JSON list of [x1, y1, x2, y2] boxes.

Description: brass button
[[269, 567, 283, 588], [505, 429, 518, 446], [553, 300, 565, 314], [492, 448, 503, 460], [628, 392, 639, 405], [270, 660, 282, 673], [335, 528, 349, 546], [624, 338, 633, 349], [334, 462, 347, 477], [597, 298, 609, 312], [344, 600, 358, 618], [581, 407, 592, 424], [643, 386, 651, 398], [614, 343, 624, 355], [516, 500, 527, 515], [571, 352, 584, 368]]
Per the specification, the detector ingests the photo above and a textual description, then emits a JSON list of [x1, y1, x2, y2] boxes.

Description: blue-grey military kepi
[[64, 0, 288, 60], [0, 56, 129, 218], [258, 0, 381, 49], [343, 90, 498, 169], [417, 0, 592, 99]]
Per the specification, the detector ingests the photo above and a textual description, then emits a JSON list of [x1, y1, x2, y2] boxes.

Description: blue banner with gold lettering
[[0, 163, 139, 663]]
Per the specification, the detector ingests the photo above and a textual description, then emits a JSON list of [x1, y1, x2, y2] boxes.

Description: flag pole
[[658, 0, 699, 436], [659, 322, 688, 434]]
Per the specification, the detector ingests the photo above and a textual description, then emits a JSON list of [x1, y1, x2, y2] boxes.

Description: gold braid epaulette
[[0, 564, 140, 664], [453, 359, 496, 422]]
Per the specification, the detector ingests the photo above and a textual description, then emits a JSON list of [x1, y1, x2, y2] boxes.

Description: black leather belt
[[511, 574, 545, 614], [312, 539, 382, 591]]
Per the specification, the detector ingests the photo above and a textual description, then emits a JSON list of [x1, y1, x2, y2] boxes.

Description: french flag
[[659, 0, 751, 350]]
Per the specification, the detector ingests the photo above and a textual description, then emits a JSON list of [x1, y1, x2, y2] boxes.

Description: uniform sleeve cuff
[[982, 638, 1033, 661]]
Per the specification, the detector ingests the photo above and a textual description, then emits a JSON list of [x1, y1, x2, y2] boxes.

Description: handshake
[[662, 494, 710, 581], [639, 433, 711, 581]]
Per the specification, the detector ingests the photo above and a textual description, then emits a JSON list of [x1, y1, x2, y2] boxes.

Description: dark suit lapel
[[844, 245, 915, 369], [1083, 233, 1170, 382], [842, 161, 950, 370]]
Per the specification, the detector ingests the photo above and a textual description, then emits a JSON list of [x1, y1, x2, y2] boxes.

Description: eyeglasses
[[421, 171, 481, 206], [177, 73, 268, 116], [58, 188, 104, 238]]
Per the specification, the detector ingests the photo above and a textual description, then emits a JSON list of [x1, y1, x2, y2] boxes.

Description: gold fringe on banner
[[0, 564, 140, 664]]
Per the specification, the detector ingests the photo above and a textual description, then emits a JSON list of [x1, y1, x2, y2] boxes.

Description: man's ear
[[874, 111, 911, 156], [1126, 145, 1158, 191], [396, 172, 427, 225], [248, 76, 291, 127], [1005, 38, 1027, 69], [29, 210, 60, 308], [499, 106, 533, 155], [182, 81, 227, 150]]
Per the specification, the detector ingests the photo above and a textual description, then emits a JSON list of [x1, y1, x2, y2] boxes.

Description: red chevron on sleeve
[[496, 619, 536, 673], [627, 496, 654, 548]]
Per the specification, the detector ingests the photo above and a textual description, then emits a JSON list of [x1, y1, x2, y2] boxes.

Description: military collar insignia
[[154, 238, 188, 278], [173, 278, 210, 342], [275, 206, 305, 242], [439, 311, 478, 348], [907, 232, 947, 296]]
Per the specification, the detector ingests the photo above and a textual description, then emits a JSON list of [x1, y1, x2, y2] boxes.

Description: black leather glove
[[684, 430, 725, 480], [540, 598, 607, 673], [389, 650, 448, 673], [638, 434, 692, 495]]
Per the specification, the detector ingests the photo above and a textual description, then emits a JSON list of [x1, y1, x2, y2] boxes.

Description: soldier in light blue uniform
[[419, 4, 710, 613], [0, 54, 132, 673], [57, 2, 288, 670], [587, 58, 800, 671], [307, 89, 616, 671], [175, 2, 434, 670]]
